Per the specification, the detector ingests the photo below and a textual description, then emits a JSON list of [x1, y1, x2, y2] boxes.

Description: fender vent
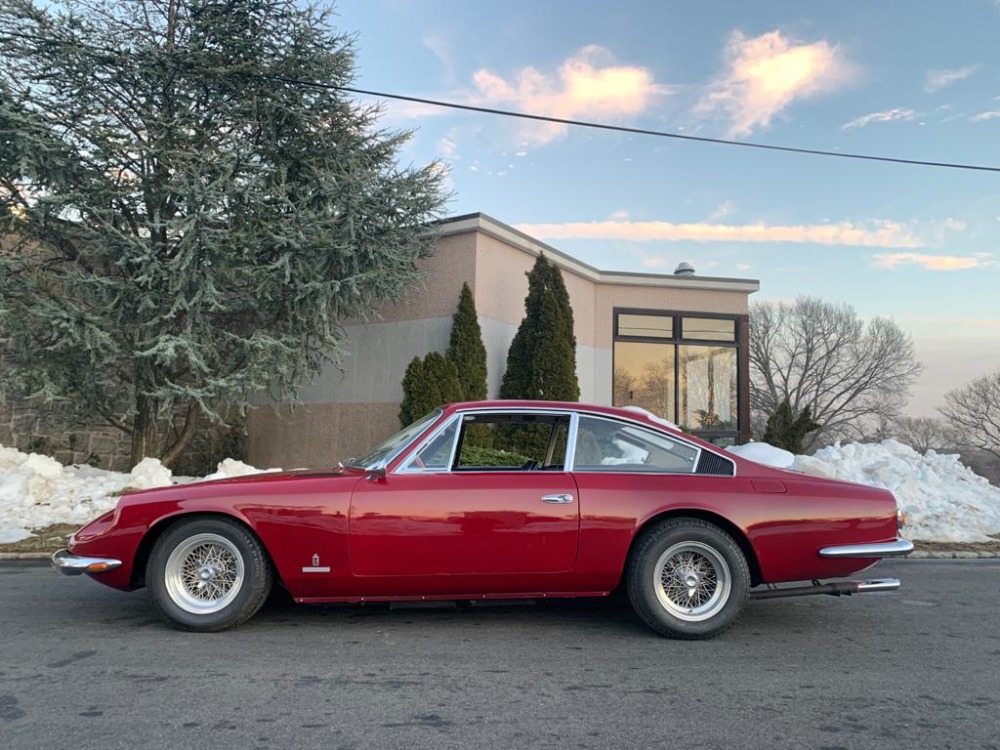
[[696, 451, 735, 476]]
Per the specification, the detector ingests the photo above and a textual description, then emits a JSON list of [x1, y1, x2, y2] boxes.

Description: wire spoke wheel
[[652, 541, 732, 622], [164, 533, 245, 615]]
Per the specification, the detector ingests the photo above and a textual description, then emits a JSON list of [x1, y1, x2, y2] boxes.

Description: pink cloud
[[873, 253, 991, 271], [515, 219, 919, 248], [697, 30, 854, 137], [471, 45, 669, 145]]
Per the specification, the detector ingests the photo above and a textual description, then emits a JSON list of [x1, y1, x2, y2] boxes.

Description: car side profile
[[53, 401, 913, 639]]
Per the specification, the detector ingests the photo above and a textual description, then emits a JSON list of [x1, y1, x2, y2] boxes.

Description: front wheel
[[627, 519, 749, 639], [147, 517, 273, 632]]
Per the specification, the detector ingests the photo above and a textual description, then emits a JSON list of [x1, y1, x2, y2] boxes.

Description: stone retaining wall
[[0, 398, 132, 471]]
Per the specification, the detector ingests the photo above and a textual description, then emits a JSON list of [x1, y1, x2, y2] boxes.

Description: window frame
[[395, 408, 578, 474], [393, 407, 735, 477], [613, 307, 744, 444]]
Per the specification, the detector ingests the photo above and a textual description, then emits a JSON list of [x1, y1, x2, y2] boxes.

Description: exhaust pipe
[[750, 578, 900, 600]]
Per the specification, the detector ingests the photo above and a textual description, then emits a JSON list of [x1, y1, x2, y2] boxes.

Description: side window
[[455, 413, 569, 470], [573, 416, 700, 473], [404, 418, 459, 471]]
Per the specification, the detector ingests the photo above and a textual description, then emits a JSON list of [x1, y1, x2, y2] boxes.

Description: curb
[[908, 550, 1000, 559], [0, 553, 52, 561]]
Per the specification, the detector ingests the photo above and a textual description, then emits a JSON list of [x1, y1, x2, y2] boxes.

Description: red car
[[52, 401, 912, 638]]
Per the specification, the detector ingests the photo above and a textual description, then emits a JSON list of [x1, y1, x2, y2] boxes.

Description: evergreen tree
[[762, 399, 820, 454], [499, 254, 579, 402], [446, 282, 488, 401], [0, 0, 446, 466], [399, 357, 428, 427], [398, 352, 462, 427], [423, 352, 463, 406]]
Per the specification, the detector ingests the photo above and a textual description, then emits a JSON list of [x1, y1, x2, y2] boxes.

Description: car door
[[348, 411, 580, 584]]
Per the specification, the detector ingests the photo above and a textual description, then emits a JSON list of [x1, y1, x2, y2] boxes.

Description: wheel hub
[[198, 565, 217, 583], [680, 567, 700, 590]]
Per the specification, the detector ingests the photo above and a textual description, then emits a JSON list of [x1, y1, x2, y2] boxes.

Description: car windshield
[[346, 409, 442, 470]]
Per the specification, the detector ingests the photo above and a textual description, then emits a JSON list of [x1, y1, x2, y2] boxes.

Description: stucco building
[[247, 213, 759, 468]]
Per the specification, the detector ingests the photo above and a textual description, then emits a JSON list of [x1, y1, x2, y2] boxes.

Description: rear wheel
[[627, 518, 749, 639], [147, 517, 272, 632]]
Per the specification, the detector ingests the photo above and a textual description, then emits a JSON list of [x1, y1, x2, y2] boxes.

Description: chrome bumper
[[51, 549, 122, 575], [819, 538, 914, 559]]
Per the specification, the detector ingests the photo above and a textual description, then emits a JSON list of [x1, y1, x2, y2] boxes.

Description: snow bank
[[727, 442, 795, 469], [0, 445, 277, 544], [0, 446, 169, 543]]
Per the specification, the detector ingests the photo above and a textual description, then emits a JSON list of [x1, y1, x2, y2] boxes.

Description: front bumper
[[818, 538, 914, 559], [51, 549, 123, 575]]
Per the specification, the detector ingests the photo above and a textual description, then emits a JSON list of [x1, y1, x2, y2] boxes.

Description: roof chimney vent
[[674, 261, 695, 276]]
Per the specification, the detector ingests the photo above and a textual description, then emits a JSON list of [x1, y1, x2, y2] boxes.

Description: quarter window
[[573, 416, 699, 474]]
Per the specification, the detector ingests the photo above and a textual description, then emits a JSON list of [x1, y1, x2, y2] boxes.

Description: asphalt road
[[1, 559, 998, 750]]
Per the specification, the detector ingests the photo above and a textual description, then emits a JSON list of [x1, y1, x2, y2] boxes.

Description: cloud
[[708, 200, 735, 221], [873, 252, 992, 271], [696, 30, 853, 137], [842, 108, 918, 129], [470, 45, 669, 145], [437, 136, 459, 160], [515, 219, 919, 248], [924, 65, 979, 93], [971, 110, 1000, 122]]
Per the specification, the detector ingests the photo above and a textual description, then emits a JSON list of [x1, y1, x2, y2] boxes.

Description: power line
[[323, 84, 1000, 174]]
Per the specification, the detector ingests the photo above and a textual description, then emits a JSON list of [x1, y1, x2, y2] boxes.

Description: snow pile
[[202, 458, 279, 481], [788, 440, 1000, 543], [0, 445, 172, 544], [0, 445, 278, 544], [727, 442, 794, 468]]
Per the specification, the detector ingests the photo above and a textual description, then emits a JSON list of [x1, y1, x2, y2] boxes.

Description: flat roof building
[[247, 213, 760, 468]]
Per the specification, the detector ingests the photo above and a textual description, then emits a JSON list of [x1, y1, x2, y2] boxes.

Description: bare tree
[[939, 371, 1000, 462], [749, 297, 922, 451], [889, 416, 958, 454]]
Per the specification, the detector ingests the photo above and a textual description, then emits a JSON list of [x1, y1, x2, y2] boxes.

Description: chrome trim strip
[[857, 578, 901, 593], [818, 539, 915, 558], [51, 549, 123, 575]]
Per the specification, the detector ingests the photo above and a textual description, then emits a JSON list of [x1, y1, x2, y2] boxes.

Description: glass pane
[[407, 419, 459, 470], [457, 415, 568, 469], [613, 342, 675, 422], [617, 313, 674, 339], [574, 416, 699, 473], [678, 346, 737, 431], [682, 317, 736, 342]]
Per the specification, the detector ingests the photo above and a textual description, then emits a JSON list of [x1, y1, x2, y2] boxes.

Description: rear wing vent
[[696, 451, 735, 476]]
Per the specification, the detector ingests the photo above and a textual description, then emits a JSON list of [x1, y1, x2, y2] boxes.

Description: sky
[[333, 0, 1000, 417]]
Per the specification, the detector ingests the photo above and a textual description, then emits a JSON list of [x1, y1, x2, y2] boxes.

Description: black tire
[[147, 517, 273, 632], [626, 518, 749, 639]]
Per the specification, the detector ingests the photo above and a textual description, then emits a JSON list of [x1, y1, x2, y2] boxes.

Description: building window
[[613, 310, 743, 444]]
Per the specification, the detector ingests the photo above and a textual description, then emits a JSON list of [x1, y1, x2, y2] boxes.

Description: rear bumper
[[51, 549, 123, 575], [818, 538, 914, 559]]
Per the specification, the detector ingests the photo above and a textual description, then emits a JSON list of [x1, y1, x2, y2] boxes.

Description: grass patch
[[0, 524, 80, 554]]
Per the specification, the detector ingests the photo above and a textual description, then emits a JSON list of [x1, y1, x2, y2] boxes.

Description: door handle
[[541, 493, 574, 504]]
